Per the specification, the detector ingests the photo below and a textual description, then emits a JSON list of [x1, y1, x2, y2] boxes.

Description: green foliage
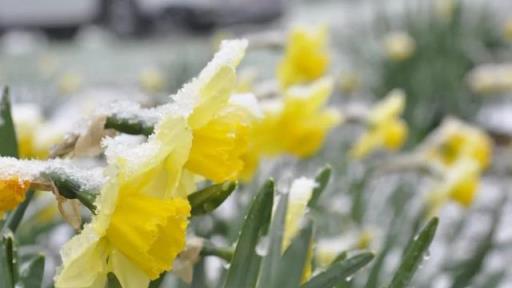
[[224, 179, 275, 288], [372, 1, 505, 143], [388, 217, 439, 288], [189, 182, 238, 216], [0, 87, 18, 157]]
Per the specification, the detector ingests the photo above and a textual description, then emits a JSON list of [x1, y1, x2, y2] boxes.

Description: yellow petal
[[0, 177, 31, 215], [173, 39, 248, 129], [55, 226, 108, 288], [106, 193, 190, 279], [186, 105, 251, 182], [110, 249, 150, 288], [368, 89, 406, 125]]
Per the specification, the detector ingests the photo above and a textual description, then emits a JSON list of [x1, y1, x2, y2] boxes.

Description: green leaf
[[3, 190, 35, 233], [272, 219, 314, 288], [19, 254, 45, 288], [257, 193, 289, 288], [189, 182, 237, 216], [0, 87, 18, 157], [308, 165, 332, 208], [388, 217, 439, 288], [302, 252, 375, 288], [1, 231, 18, 288], [223, 179, 274, 288], [450, 196, 505, 288]]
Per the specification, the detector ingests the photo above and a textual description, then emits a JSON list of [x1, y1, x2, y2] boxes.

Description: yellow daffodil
[[12, 105, 65, 159], [467, 64, 512, 95], [421, 118, 492, 169], [57, 71, 82, 95], [55, 114, 192, 288], [172, 39, 257, 183], [282, 177, 316, 282], [350, 89, 408, 158], [383, 32, 416, 62], [256, 78, 342, 157], [0, 176, 31, 217], [12, 104, 43, 159], [277, 26, 330, 88], [428, 157, 481, 213]]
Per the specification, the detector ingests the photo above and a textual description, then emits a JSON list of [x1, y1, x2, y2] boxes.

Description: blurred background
[[4, 0, 512, 287]]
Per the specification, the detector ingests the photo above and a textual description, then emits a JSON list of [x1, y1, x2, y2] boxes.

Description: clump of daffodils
[[350, 89, 408, 158], [277, 25, 330, 88], [383, 31, 416, 62]]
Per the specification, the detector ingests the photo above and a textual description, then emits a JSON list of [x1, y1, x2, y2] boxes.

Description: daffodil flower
[[427, 157, 481, 213], [55, 114, 192, 288], [383, 31, 416, 62], [0, 176, 31, 217], [277, 26, 330, 88], [350, 89, 408, 158], [419, 117, 492, 170], [241, 78, 341, 180], [171, 39, 257, 183]]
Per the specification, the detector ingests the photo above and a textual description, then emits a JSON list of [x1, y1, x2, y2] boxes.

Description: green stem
[[200, 241, 234, 262], [105, 115, 155, 137], [42, 171, 98, 214]]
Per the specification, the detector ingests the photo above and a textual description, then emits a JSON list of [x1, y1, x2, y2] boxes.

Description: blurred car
[[0, 0, 284, 38]]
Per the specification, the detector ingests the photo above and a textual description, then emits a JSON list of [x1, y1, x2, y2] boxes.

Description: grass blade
[[0, 87, 18, 157], [257, 193, 289, 288], [19, 254, 45, 288], [272, 219, 314, 288], [388, 217, 439, 288], [189, 182, 237, 216], [302, 252, 375, 288], [308, 165, 332, 208], [1, 231, 18, 288], [223, 179, 274, 288]]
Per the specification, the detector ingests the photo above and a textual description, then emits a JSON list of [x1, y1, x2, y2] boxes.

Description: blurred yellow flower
[[350, 89, 408, 158], [57, 71, 82, 95], [256, 78, 342, 157], [139, 67, 165, 94], [12, 104, 66, 159], [56, 114, 192, 288], [467, 64, 512, 95], [428, 157, 481, 210], [383, 32, 416, 62], [277, 26, 330, 88], [504, 18, 512, 41], [0, 177, 31, 217], [422, 118, 492, 169], [172, 39, 254, 183]]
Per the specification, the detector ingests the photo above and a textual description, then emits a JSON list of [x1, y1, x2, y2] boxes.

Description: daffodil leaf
[[387, 217, 439, 288], [1, 231, 18, 288], [224, 179, 274, 288], [3, 190, 35, 233], [189, 181, 237, 216], [18, 254, 45, 288], [0, 87, 18, 157], [308, 165, 332, 208], [257, 192, 289, 288], [271, 218, 313, 288], [301, 252, 374, 288], [450, 196, 504, 288]]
